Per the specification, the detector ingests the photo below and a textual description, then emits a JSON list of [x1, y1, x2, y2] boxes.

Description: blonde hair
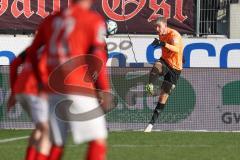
[[153, 16, 167, 25]]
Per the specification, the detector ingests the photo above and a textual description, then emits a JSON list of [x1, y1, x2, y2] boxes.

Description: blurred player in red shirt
[[8, 48, 51, 160], [27, 0, 111, 160]]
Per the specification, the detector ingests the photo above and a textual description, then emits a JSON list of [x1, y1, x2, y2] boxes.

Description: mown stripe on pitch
[[0, 136, 29, 143]]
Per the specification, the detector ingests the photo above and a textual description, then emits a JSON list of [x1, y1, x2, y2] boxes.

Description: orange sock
[[48, 145, 64, 160], [86, 141, 107, 160], [36, 152, 48, 160], [25, 146, 37, 160]]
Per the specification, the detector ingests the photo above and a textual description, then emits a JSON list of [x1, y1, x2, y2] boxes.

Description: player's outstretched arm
[[153, 37, 180, 53], [9, 51, 26, 90], [164, 43, 180, 53], [8, 50, 27, 111], [164, 34, 181, 53]]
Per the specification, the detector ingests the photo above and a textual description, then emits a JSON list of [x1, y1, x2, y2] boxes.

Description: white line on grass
[[0, 136, 29, 144], [110, 144, 212, 148], [67, 144, 212, 148]]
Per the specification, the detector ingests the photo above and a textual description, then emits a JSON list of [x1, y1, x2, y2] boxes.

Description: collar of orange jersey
[[166, 27, 171, 35], [159, 27, 170, 36]]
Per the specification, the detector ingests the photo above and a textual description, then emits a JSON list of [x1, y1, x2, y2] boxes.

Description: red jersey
[[11, 48, 47, 96], [28, 5, 110, 95], [13, 57, 38, 95], [14, 52, 47, 95]]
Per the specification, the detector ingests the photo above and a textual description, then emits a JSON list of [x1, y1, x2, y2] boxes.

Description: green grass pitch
[[0, 130, 240, 160]]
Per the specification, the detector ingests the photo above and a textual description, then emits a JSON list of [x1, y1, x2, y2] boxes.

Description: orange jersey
[[159, 28, 183, 70], [27, 5, 110, 95]]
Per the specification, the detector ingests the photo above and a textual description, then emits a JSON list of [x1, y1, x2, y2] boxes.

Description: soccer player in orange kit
[[145, 16, 184, 132], [26, 0, 111, 159]]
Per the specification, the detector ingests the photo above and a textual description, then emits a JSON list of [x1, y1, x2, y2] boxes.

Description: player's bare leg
[[145, 61, 166, 132], [19, 97, 41, 160], [28, 128, 41, 146], [25, 129, 41, 160], [86, 139, 107, 160], [145, 61, 165, 95], [18, 95, 51, 160], [35, 122, 51, 159], [25, 123, 51, 160]]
